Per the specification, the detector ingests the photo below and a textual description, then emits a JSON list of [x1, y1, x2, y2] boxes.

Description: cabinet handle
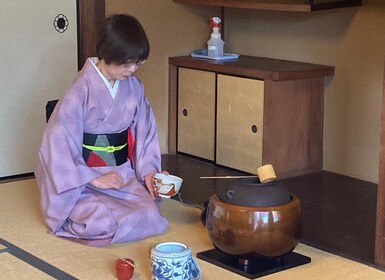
[[251, 125, 258, 133], [183, 109, 188, 116]]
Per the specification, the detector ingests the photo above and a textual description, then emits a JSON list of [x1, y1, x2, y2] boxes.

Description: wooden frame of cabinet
[[169, 55, 335, 178], [173, 0, 361, 12]]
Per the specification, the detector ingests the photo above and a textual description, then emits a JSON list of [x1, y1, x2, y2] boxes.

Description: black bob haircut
[[96, 14, 150, 65]]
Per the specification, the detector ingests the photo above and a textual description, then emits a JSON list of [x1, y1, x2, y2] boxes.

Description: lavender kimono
[[35, 59, 168, 246]]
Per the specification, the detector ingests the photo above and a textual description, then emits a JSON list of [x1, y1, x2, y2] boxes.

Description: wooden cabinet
[[169, 55, 335, 178]]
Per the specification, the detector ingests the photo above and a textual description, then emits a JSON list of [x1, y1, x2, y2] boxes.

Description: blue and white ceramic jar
[[151, 242, 201, 280]]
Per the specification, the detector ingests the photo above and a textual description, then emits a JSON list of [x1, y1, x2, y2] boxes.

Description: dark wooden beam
[[375, 57, 385, 268], [173, 0, 361, 12], [77, 0, 105, 70]]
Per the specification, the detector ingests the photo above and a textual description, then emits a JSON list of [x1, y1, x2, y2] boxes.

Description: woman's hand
[[90, 171, 124, 190], [144, 170, 169, 200]]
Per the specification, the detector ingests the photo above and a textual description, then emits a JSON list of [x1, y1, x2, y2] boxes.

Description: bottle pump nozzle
[[210, 17, 221, 28]]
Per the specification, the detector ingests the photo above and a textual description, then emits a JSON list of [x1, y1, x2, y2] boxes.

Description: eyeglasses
[[123, 60, 146, 68]]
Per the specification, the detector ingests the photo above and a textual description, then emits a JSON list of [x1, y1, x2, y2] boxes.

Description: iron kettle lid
[[217, 177, 291, 207]]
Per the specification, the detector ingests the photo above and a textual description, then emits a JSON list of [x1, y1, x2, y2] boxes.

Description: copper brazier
[[206, 194, 302, 258]]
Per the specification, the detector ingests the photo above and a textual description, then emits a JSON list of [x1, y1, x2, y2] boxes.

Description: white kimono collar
[[88, 57, 120, 99]]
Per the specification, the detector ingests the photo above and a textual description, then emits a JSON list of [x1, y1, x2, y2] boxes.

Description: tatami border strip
[[0, 237, 77, 280]]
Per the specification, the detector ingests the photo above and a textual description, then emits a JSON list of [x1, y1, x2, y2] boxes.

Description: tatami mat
[[0, 252, 52, 280], [0, 178, 384, 279]]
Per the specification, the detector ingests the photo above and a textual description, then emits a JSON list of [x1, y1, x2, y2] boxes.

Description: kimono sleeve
[[36, 89, 100, 194], [132, 85, 162, 181]]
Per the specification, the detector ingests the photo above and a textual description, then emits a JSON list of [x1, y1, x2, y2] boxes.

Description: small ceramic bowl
[[153, 174, 183, 198]]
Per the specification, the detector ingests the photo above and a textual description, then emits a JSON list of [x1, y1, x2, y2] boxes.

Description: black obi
[[82, 129, 134, 167]]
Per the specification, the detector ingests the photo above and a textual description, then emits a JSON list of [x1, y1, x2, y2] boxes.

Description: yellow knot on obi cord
[[83, 143, 127, 153]]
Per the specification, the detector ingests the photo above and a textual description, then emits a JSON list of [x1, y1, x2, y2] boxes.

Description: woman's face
[[98, 60, 146, 84]]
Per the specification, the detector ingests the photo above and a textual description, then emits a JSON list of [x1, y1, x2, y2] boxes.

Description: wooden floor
[[162, 154, 377, 266]]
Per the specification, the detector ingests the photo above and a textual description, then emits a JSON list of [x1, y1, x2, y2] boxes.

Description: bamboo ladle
[[199, 164, 277, 183]]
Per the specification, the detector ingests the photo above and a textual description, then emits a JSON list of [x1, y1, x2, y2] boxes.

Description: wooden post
[[77, 0, 105, 70], [375, 58, 385, 268]]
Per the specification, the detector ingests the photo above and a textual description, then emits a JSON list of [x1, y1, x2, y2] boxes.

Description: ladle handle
[[199, 175, 259, 179], [200, 164, 276, 182]]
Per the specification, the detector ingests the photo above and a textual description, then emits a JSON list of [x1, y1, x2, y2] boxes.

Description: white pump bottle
[[207, 17, 224, 57]]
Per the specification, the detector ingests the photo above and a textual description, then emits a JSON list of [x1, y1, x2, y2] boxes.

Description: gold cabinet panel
[[216, 75, 264, 174], [178, 68, 216, 160]]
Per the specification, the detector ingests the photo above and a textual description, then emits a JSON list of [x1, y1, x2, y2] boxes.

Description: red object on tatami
[[115, 258, 134, 280]]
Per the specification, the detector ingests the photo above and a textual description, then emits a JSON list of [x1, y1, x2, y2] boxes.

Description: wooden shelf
[[173, 0, 361, 12], [169, 55, 335, 81]]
